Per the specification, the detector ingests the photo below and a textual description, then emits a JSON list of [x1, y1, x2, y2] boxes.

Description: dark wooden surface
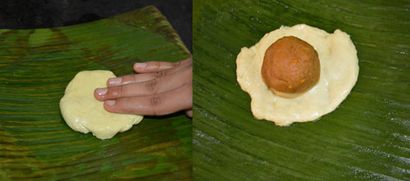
[[0, 0, 192, 50]]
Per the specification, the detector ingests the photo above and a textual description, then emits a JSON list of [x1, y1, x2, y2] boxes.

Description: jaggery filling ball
[[261, 36, 320, 97]]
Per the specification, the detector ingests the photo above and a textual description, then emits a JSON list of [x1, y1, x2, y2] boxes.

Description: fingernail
[[134, 63, 146, 69], [95, 88, 107, 96], [105, 100, 116, 106], [108, 77, 122, 86]]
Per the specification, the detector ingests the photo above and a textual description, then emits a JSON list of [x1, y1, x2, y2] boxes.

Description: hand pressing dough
[[60, 70, 143, 140]]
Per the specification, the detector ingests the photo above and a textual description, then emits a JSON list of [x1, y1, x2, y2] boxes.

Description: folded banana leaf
[[0, 6, 191, 180], [193, 0, 409, 180]]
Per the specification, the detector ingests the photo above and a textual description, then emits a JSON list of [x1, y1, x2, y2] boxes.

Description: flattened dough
[[236, 24, 359, 126], [60, 70, 143, 139]]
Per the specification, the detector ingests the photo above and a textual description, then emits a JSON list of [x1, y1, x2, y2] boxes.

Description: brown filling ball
[[261, 36, 320, 97]]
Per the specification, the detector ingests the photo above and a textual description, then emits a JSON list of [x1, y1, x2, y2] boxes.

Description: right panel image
[[193, 0, 409, 180]]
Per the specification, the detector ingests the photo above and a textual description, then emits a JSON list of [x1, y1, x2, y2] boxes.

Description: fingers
[[106, 72, 165, 87], [133, 57, 192, 73], [95, 58, 193, 116], [108, 59, 192, 87], [133, 61, 175, 73], [186, 110, 192, 118], [95, 65, 191, 100], [103, 83, 192, 116]]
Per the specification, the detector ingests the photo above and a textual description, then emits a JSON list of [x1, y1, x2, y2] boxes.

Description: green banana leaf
[[193, 0, 409, 180], [0, 6, 191, 180]]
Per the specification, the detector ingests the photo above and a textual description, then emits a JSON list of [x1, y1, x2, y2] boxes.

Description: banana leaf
[[0, 6, 191, 180], [193, 0, 409, 180]]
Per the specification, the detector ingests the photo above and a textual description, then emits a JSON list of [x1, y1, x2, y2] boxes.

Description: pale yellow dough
[[60, 70, 143, 139], [236, 24, 359, 126]]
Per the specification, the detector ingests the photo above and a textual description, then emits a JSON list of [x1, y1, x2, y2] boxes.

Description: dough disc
[[236, 24, 359, 126], [60, 70, 143, 139]]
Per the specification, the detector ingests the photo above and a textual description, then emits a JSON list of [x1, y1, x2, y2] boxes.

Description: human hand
[[94, 58, 192, 117]]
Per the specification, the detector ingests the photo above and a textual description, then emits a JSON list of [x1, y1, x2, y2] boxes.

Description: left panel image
[[0, 0, 192, 180]]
